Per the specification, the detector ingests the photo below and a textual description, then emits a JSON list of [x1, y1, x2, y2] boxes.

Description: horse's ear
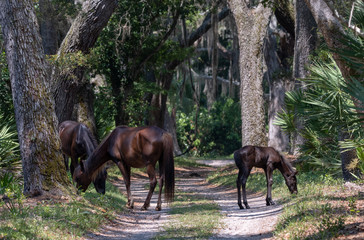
[[80, 160, 86, 173]]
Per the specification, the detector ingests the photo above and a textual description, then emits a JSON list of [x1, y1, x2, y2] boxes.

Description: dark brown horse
[[234, 145, 297, 209], [58, 121, 107, 194], [73, 126, 175, 211]]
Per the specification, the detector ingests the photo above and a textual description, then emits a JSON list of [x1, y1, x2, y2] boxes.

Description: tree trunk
[[52, 0, 118, 124], [164, 109, 182, 155], [292, 0, 318, 154], [205, 11, 218, 110], [150, 72, 174, 128], [0, 0, 73, 197], [229, 14, 240, 99], [74, 80, 98, 137], [38, 0, 65, 55], [265, 15, 290, 152], [228, 0, 271, 146], [338, 126, 358, 181]]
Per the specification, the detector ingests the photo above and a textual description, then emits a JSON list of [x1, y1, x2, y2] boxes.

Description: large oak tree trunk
[[228, 0, 271, 146], [0, 0, 73, 197], [52, 0, 118, 128]]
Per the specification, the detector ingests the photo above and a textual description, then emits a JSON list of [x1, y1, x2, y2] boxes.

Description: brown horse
[[234, 145, 297, 209], [73, 126, 175, 211], [58, 121, 107, 194]]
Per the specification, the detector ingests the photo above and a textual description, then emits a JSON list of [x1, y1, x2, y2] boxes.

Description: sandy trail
[[85, 160, 282, 239]]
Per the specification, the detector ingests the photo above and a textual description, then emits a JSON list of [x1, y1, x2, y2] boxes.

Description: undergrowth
[[0, 170, 127, 239]]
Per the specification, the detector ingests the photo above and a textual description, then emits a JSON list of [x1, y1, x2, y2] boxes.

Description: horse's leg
[[116, 161, 134, 209], [70, 155, 77, 178], [63, 154, 69, 171], [156, 169, 164, 211], [242, 167, 251, 209], [236, 168, 244, 209], [264, 166, 275, 206], [142, 164, 157, 211]]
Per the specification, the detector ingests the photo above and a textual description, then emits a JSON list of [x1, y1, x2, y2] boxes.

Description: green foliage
[[352, 0, 364, 30], [0, 177, 127, 239], [90, 0, 210, 128], [0, 48, 14, 119], [339, 139, 364, 179], [94, 85, 116, 138], [0, 121, 20, 171], [177, 97, 241, 156], [0, 172, 25, 215], [275, 56, 361, 175]]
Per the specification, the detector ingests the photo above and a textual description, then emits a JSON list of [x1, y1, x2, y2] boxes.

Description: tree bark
[[38, 0, 60, 55], [205, 10, 218, 110], [0, 0, 73, 197], [293, 0, 318, 154], [52, 0, 118, 124], [227, 14, 240, 98], [74, 80, 98, 137], [228, 0, 271, 146], [265, 15, 290, 152]]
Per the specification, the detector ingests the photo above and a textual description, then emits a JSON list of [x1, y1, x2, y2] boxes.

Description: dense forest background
[[0, 0, 363, 198]]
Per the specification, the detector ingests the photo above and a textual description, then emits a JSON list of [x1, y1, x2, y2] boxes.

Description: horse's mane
[[279, 152, 296, 174], [86, 130, 114, 182], [85, 127, 98, 148], [78, 124, 98, 157]]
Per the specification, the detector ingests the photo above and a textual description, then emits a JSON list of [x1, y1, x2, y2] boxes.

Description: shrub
[[177, 97, 241, 156]]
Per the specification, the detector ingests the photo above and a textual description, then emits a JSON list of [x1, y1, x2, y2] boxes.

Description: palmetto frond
[[300, 57, 355, 126]]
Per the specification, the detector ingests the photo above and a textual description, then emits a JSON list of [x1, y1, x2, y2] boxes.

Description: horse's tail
[[233, 149, 242, 168], [161, 132, 175, 203]]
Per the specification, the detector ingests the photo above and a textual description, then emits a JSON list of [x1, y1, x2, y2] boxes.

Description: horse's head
[[73, 160, 92, 192], [285, 169, 298, 194], [92, 169, 107, 195]]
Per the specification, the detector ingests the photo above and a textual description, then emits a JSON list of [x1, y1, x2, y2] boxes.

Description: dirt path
[[85, 161, 282, 239]]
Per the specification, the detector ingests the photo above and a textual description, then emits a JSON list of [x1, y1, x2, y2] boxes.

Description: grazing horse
[[234, 145, 297, 209], [73, 126, 175, 211], [58, 121, 107, 194]]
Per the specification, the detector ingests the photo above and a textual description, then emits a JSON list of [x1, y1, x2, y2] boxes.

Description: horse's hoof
[[266, 200, 275, 206], [238, 204, 244, 209], [141, 206, 148, 211], [126, 204, 134, 209], [245, 205, 250, 209], [155, 206, 161, 211]]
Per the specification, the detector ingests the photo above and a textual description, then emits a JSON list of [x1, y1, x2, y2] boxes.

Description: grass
[[2, 157, 362, 239], [206, 164, 364, 239], [0, 156, 213, 239], [153, 156, 222, 239], [174, 156, 210, 168], [0, 170, 127, 239], [155, 191, 222, 240]]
